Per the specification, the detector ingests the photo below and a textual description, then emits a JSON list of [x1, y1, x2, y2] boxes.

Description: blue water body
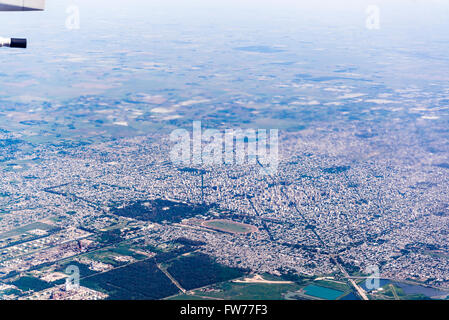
[[392, 282, 447, 298], [303, 285, 344, 300], [360, 279, 448, 298], [360, 279, 391, 292]]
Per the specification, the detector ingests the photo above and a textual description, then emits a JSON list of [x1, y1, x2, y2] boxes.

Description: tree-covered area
[[11, 276, 52, 293], [82, 259, 179, 300], [167, 253, 248, 291], [174, 237, 206, 247], [111, 199, 210, 223], [110, 199, 211, 223], [96, 229, 123, 245], [155, 246, 196, 263]]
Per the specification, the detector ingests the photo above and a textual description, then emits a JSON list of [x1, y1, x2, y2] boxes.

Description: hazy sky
[[1, 0, 448, 101], [1, 0, 448, 37]]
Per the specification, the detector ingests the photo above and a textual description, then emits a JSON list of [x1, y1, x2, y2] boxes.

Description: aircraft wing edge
[[0, 0, 45, 11]]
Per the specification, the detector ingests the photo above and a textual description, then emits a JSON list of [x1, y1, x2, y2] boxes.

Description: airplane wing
[[0, 0, 45, 11], [0, 0, 45, 48]]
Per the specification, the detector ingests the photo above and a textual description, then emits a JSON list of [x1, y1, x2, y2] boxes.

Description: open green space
[[313, 279, 350, 292], [172, 279, 303, 300], [203, 220, 255, 234], [0, 222, 55, 240]]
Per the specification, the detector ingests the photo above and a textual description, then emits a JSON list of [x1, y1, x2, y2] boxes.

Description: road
[[157, 263, 186, 294]]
